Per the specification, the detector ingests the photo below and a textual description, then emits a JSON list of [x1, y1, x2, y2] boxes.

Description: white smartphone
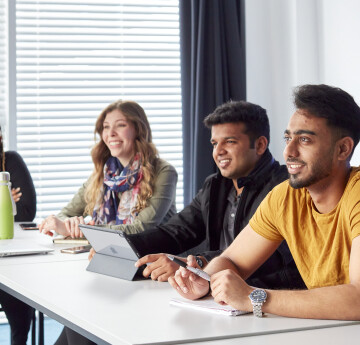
[[60, 245, 91, 254]]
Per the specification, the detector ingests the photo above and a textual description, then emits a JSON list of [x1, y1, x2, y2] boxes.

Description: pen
[[167, 255, 211, 282]]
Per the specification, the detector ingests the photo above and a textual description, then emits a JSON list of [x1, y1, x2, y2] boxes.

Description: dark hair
[[294, 84, 360, 151], [203, 101, 270, 147]]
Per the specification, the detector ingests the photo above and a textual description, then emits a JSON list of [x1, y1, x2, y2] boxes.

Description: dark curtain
[[180, 0, 246, 205]]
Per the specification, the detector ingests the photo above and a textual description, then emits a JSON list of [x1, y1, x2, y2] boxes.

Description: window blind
[[0, 1, 6, 131], [14, 0, 183, 218]]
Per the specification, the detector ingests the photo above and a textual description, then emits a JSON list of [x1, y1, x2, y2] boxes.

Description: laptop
[[79, 224, 143, 281], [0, 241, 54, 257]]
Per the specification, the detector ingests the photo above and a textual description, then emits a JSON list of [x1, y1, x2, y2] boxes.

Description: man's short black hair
[[203, 101, 270, 147], [294, 84, 360, 151]]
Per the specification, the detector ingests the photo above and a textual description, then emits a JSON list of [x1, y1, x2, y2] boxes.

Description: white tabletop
[[0, 224, 359, 344], [0, 223, 89, 266], [0, 258, 358, 345], [186, 323, 360, 345]]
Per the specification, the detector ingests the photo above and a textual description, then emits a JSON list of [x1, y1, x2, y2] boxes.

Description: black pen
[[167, 255, 211, 282]]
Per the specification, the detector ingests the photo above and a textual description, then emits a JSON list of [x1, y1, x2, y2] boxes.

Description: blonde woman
[[39, 100, 177, 238], [40, 100, 178, 345]]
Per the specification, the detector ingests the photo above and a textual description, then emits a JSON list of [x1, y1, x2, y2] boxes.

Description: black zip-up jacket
[[130, 150, 306, 289]]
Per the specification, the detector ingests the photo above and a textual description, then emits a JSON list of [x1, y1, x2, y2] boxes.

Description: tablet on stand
[[79, 224, 142, 281]]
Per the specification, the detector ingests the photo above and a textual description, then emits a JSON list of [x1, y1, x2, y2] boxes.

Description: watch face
[[195, 256, 203, 268], [250, 289, 267, 303]]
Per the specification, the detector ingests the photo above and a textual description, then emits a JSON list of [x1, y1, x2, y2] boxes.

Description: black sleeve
[[199, 249, 223, 262], [129, 186, 208, 257], [5, 151, 37, 221]]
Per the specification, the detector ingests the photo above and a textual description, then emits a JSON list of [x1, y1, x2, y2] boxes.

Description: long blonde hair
[[84, 100, 158, 216]]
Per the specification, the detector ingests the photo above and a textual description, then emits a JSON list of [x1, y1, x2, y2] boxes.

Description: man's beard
[[288, 159, 332, 189], [289, 170, 331, 189]]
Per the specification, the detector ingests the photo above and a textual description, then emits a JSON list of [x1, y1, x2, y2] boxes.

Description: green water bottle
[[0, 172, 14, 239]]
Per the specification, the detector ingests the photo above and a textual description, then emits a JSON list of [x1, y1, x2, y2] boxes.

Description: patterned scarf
[[92, 153, 143, 225]]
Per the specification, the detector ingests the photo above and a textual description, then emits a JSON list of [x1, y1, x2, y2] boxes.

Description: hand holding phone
[[61, 245, 92, 254]]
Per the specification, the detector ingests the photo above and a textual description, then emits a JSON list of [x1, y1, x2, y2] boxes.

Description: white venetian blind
[[15, 0, 183, 218], [0, 1, 6, 130]]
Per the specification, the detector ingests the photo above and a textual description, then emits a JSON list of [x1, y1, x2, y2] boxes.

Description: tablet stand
[[86, 253, 140, 281]]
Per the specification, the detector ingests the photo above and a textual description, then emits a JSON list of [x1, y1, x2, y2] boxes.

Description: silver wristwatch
[[249, 289, 267, 317]]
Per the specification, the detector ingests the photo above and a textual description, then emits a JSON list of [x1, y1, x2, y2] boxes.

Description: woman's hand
[[64, 216, 89, 238], [11, 187, 22, 203], [39, 215, 69, 237], [64, 217, 95, 238]]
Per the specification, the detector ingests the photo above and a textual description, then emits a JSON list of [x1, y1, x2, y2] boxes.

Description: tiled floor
[[0, 315, 63, 345]]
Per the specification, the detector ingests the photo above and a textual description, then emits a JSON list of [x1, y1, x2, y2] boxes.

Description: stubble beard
[[289, 162, 332, 189]]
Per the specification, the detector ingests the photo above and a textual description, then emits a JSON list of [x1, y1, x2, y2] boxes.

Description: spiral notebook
[[170, 296, 250, 316]]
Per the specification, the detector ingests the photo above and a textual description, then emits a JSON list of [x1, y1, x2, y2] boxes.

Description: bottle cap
[[0, 172, 10, 181]]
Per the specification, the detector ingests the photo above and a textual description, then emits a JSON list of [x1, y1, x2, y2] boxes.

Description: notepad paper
[[52, 235, 89, 244], [170, 296, 250, 316]]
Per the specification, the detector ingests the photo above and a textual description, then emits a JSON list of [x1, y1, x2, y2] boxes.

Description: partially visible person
[[132, 101, 305, 290], [38, 100, 177, 345], [169, 84, 360, 321], [0, 127, 36, 221], [0, 125, 37, 345]]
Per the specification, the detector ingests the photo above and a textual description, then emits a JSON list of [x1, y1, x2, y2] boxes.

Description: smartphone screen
[[60, 245, 92, 254], [20, 223, 39, 230]]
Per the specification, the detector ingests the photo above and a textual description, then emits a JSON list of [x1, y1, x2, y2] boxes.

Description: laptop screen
[[0, 242, 54, 257]]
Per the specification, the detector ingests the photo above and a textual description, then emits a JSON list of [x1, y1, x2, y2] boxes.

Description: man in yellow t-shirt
[[168, 84, 360, 320]]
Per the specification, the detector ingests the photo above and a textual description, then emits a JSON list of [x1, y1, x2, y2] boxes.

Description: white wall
[[245, 0, 360, 165]]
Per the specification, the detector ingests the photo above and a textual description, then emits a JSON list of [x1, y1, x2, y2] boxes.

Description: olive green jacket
[[57, 158, 177, 234]]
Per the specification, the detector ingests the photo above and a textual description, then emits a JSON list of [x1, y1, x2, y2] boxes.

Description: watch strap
[[251, 302, 264, 317]]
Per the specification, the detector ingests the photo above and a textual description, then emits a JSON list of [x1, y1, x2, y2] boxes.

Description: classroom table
[[0, 224, 359, 345], [185, 323, 360, 345], [0, 223, 89, 266]]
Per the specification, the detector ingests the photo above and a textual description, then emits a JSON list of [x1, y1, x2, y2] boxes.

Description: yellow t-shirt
[[249, 167, 360, 289]]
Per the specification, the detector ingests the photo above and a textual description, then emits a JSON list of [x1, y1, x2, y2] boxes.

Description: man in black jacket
[[133, 101, 305, 289]]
